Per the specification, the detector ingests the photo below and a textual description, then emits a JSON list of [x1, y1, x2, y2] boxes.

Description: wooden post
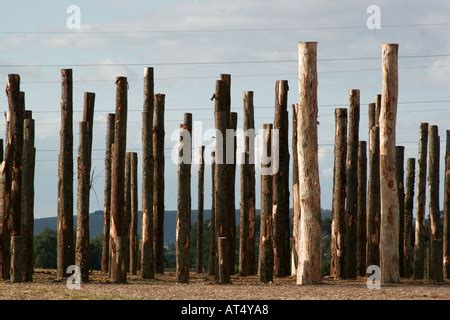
[[240, 91, 256, 276], [330, 108, 347, 279], [128, 152, 138, 276], [444, 130, 450, 279], [291, 104, 300, 276], [404, 158, 415, 278], [176, 113, 192, 283], [218, 237, 229, 284], [76, 122, 90, 283], [7, 75, 24, 283], [344, 89, 360, 279], [110, 76, 128, 283], [228, 111, 237, 274], [2, 113, 12, 280], [375, 94, 381, 126], [83, 93, 95, 170], [208, 150, 216, 276], [196, 146, 205, 274], [124, 153, 131, 274], [259, 124, 274, 283], [21, 112, 35, 282], [153, 94, 165, 275], [413, 123, 428, 279], [379, 43, 400, 284], [214, 79, 230, 280], [357, 141, 367, 277], [428, 125, 442, 282], [141, 67, 154, 279], [396, 146, 405, 277], [297, 42, 321, 285], [57, 69, 74, 280], [272, 80, 290, 277], [101, 113, 115, 274]]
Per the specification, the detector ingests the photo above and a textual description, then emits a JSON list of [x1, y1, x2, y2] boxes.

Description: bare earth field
[[0, 270, 448, 300]]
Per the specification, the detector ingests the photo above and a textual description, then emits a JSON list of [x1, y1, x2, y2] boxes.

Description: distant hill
[[35, 208, 332, 244]]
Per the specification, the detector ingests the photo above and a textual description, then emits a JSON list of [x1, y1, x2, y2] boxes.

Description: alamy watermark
[[366, 5, 381, 30], [66, 5, 81, 30]]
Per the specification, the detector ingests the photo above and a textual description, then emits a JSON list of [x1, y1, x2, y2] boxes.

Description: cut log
[[357, 141, 367, 277], [404, 158, 415, 278]]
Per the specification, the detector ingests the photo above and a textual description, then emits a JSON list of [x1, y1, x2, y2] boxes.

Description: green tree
[[34, 228, 57, 269]]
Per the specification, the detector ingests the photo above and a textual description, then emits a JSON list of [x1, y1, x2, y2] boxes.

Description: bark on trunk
[[357, 141, 367, 277], [129, 153, 138, 275], [444, 130, 450, 279], [196, 146, 205, 274], [218, 237, 229, 284], [291, 104, 300, 276], [228, 111, 237, 275], [208, 151, 216, 276], [404, 158, 415, 278], [396, 146, 405, 277]]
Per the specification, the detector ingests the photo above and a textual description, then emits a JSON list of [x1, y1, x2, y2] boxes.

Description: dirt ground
[[0, 270, 449, 300]]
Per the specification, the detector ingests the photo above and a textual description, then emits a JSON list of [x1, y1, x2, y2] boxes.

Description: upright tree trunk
[[218, 237, 228, 284], [444, 130, 450, 279], [240, 91, 256, 276], [128, 153, 138, 276], [379, 43, 400, 284], [141, 67, 155, 279], [428, 125, 443, 282], [259, 124, 274, 284], [76, 122, 90, 283], [196, 146, 205, 274], [404, 158, 415, 278], [330, 108, 347, 279], [296, 42, 322, 285], [272, 80, 290, 277], [176, 114, 192, 283], [124, 153, 131, 274], [110, 77, 128, 283], [396, 146, 405, 277], [344, 89, 360, 279], [291, 104, 300, 276], [228, 111, 237, 275], [7, 75, 24, 283], [21, 112, 35, 282], [153, 94, 165, 274], [57, 69, 74, 280], [101, 113, 115, 274], [208, 151, 216, 276], [414, 123, 428, 279], [357, 141, 367, 277], [2, 114, 12, 280]]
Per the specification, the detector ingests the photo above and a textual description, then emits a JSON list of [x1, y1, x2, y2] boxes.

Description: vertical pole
[[2, 113, 12, 280], [396, 146, 405, 277], [413, 123, 428, 279], [196, 146, 205, 274], [259, 124, 274, 283], [444, 130, 450, 279], [297, 42, 321, 284], [101, 113, 115, 274], [404, 158, 415, 278], [110, 76, 128, 283], [129, 152, 138, 276], [228, 111, 237, 274], [357, 141, 367, 277], [218, 237, 228, 284], [124, 152, 131, 274], [291, 104, 300, 276], [379, 43, 400, 284], [141, 67, 155, 279], [57, 69, 74, 280], [208, 150, 216, 276], [273, 80, 290, 277], [153, 94, 165, 275], [330, 108, 347, 279]]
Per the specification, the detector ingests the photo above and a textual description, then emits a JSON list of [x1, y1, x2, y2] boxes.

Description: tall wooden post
[[76, 122, 90, 283], [404, 158, 415, 278], [176, 114, 192, 283], [218, 237, 228, 284], [141, 67, 154, 279], [101, 113, 115, 274], [208, 150, 216, 276], [214, 79, 231, 281], [428, 125, 443, 282], [2, 113, 12, 280], [57, 69, 74, 280], [297, 42, 321, 285], [110, 76, 128, 283], [273, 80, 290, 277], [444, 130, 450, 279], [291, 104, 300, 276], [344, 89, 360, 279], [396, 146, 405, 277], [413, 123, 428, 279], [357, 141, 367, 277], [259, 124, 274, 283], [153, 94, 165, 274], [240, 91, 256, 276], [124, 153, 131, 274], [129, 152, 138, 276], [7, 75, 24, 283], [330, 108, 347, 279], [379, 43, 400, 284], [196, 146, 205, 274], [21, 111, 35, 282], [229, 111, 237, 274]]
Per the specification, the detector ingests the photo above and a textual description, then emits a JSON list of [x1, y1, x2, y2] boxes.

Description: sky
[[1, 0, 450, 218]]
